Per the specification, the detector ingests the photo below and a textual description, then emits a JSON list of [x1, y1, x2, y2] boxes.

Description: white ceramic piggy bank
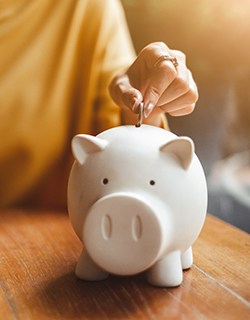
[[68, 125, 207, 287]]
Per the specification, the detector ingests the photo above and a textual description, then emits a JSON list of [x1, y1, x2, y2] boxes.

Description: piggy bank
[[68, 125, 207, 287]]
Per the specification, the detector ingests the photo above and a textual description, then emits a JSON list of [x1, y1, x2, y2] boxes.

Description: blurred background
[[121, 0, 250, 232]]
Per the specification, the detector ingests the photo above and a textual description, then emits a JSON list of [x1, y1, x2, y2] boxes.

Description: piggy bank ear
[[160, 137, 194, 170], [72, 134, 109, 165]]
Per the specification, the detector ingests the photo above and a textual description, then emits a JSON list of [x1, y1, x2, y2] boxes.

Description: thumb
[[109, 74, 142, 113]]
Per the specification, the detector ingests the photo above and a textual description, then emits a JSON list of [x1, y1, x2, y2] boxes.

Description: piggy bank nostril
[[101, 214, 112, 240], [132, 215, 142, 241]]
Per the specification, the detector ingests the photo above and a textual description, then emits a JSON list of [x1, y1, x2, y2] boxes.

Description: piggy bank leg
[[146, 251, 183, 287], [181, 247, 193, 270], [75, 250, 109, 281]]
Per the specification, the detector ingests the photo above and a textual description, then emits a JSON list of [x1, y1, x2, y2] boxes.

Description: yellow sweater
[[0, 0, 135, 208]]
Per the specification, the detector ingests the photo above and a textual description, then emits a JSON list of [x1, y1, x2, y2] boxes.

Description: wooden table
[[0, 210, 249, 320]]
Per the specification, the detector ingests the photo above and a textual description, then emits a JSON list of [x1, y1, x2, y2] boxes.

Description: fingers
[[141, 44, 196, 118], [109, 73, 142, 112], [168, 104, 196, 117], [109, 42, 199, 121], [156, 51, 189, 106], [142, 64, 177, 117], [150, 47, 198, 117], [141, 43, 179, 116], [158, 71, 199, 116]]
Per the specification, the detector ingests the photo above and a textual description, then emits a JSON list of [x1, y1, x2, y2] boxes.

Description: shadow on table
[[35, 269, 192, 319]]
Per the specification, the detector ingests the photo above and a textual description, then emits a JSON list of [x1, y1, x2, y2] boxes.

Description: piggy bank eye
[[102, 178, 109, 185], [149, 180, 155, 186]]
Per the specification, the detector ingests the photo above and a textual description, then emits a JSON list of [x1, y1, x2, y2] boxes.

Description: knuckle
[[149, 86, 162, 100], [184, 104, 195, 114], [142, 42, 161, 55], [149, 41, 167, 51], [184, 88, 199, 104], [172, 49, 186, 60], [155, 41, 168, 49], [161, 64, 177, 81], [175, 77, 189, 96], [142, 42, 170, 62]]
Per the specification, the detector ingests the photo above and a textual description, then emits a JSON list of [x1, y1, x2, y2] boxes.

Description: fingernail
[[144, 102, 154, 118], [132, 98, 139, 113]]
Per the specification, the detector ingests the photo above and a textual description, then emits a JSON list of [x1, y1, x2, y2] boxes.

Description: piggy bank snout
[[83, 193, 169, 276]]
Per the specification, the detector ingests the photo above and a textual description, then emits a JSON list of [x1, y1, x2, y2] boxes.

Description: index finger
[[142, 43, 181, 117]]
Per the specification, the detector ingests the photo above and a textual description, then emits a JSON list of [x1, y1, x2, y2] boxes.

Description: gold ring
[[154, 55, 179, 69]]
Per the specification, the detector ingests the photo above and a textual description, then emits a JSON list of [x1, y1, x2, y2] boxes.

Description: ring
[[154, 55, 179, 69]]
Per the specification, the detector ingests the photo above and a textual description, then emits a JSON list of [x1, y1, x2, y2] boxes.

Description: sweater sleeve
[[92, 0, 136, 133]]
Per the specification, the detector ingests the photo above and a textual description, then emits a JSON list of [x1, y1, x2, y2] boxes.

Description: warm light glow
[[122, 0, 250, 81]]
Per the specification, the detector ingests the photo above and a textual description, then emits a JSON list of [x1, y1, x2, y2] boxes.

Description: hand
[[109, 42, 198, 122]]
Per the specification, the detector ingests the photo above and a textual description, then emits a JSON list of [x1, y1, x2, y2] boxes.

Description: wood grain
[[0, 210, 249, 320]]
